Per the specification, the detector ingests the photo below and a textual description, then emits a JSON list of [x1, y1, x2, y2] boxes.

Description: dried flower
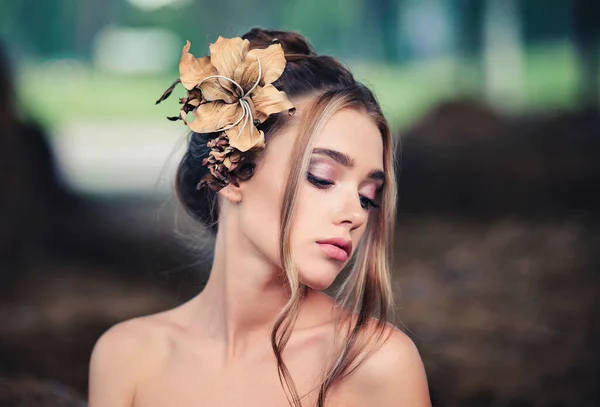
[[160, 37, 295, 152], [156, 35, 296, 191]]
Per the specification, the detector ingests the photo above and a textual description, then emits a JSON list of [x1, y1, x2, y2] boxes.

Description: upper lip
[[317, 238, 353, 257]]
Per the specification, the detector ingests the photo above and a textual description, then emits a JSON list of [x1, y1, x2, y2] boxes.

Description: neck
[[192, 212, 295, 358], [189, 205, 337, 359]]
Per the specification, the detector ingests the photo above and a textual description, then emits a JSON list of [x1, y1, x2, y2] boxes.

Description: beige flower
[[177, 37, 295, 152], [156, 35, 296, 192]]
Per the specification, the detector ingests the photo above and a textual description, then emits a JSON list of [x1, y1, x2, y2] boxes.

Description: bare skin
[[88, 101, 431, 407]]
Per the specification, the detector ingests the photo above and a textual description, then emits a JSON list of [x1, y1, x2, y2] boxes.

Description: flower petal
[[200, 80, 237, 103], [223, 153, 243, 171], [252, 84, 296, 123], [179, 41, 217, 90], [209, 36, 249, 96], [156, 79, 180, 104], [210, 150, 228, 161], [187, 102, 242, 134], [226, 118, 264, 152], [198, 174, 227, 191], [234, 43, 287, 91]]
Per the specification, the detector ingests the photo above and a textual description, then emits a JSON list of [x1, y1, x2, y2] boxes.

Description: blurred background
[[0, 0, 599, 405]]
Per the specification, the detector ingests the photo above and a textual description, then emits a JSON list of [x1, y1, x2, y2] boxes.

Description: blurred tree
[[0, 41, 76, 298], [572, 0, 600, 111], [74, 0, 122, 60], [482, 0, 525, 107], [0, 2, 20, 39], [521, 0, 571, 43], [369, 0, 402, 63], [453, 0, 486, 93], [278, 0, 354, 57]]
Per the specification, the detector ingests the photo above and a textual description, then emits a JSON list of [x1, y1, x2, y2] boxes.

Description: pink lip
[[316, 238, 352, 262]]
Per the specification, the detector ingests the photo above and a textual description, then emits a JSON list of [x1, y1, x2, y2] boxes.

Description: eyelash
[[307, 173, 334, 188], [307, 173, 380, 211]]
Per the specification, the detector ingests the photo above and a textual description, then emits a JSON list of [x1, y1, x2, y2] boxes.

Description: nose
[[333, 186, 368, 230]]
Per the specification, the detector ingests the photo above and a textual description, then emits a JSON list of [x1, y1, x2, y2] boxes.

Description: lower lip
[[317, 243, 349, 262]]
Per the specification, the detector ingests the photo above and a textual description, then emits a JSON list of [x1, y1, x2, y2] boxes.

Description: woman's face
[[232, 100, 384, 290]]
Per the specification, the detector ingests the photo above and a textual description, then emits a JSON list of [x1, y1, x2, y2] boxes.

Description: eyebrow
[[312, 148, 385, 182], [313, 148, 354, 167]]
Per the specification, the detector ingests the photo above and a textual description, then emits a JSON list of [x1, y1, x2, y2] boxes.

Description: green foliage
[[15, 44, 589, 132], [2, 0, 595, 130]]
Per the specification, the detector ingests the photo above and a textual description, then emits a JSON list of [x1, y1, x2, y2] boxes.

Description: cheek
[[290, 183, 341, 290], [290, 182, 324, 241], [237, 172, 285, 266]]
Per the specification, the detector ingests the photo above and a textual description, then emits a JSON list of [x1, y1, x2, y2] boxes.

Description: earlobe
[[218, 183, 243, 203]]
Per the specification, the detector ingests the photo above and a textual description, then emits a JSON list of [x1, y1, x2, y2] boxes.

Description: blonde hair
[[273, 88, 398, 407], [174, 28, 398, 407]]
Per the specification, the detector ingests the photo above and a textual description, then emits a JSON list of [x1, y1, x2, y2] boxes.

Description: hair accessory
[[156, 36, 296, 191]]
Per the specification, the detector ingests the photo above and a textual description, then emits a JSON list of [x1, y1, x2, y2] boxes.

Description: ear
[[218, 181, 243, 203]]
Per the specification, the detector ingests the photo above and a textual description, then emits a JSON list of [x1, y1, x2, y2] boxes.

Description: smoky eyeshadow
[[307, 160, 335, 180]]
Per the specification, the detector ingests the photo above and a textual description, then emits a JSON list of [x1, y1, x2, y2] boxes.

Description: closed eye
[[360, 195, 380, 210], [308, 174, 381, 210], [307, 173, 334, 188]]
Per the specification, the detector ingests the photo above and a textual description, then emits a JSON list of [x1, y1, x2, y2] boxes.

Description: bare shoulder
[[88, 311, 178, 407], [337, 324, 432, 407], [91, 313, 173, 366], [361, 324, 426, 378]]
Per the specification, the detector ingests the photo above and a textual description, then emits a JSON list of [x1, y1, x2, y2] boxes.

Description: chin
[[304, 279, 333, 291], [299, 263, 341, 291]]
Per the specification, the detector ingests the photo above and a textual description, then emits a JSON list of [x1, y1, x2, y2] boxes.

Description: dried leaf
[[251, 130, 265, 150], [252, 84, 296, 123], [209, 36, 249, 96], [226, 121, 264, 152], [223, 151, 244, 170], [186, 98, 201, 107], [179, 41, 217, 90], [212, 164, 229, 181], [187, 102, 241, 134], [210, 150, 227, 162], [156, 79, 180, 104], [200, 80, 237, 103], [223, 158, 238, 171], [198, 174, 227, 191], [207, 133, 229, 149], [252, 43, 287, 85], [234, 43, 287, 90], [229, 151, 242, 163]]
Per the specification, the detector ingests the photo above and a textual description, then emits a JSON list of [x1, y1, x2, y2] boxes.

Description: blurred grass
[[15, 42, 588, 133]]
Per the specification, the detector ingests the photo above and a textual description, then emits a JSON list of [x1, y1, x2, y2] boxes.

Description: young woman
[[88, 28, 431, 407]]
